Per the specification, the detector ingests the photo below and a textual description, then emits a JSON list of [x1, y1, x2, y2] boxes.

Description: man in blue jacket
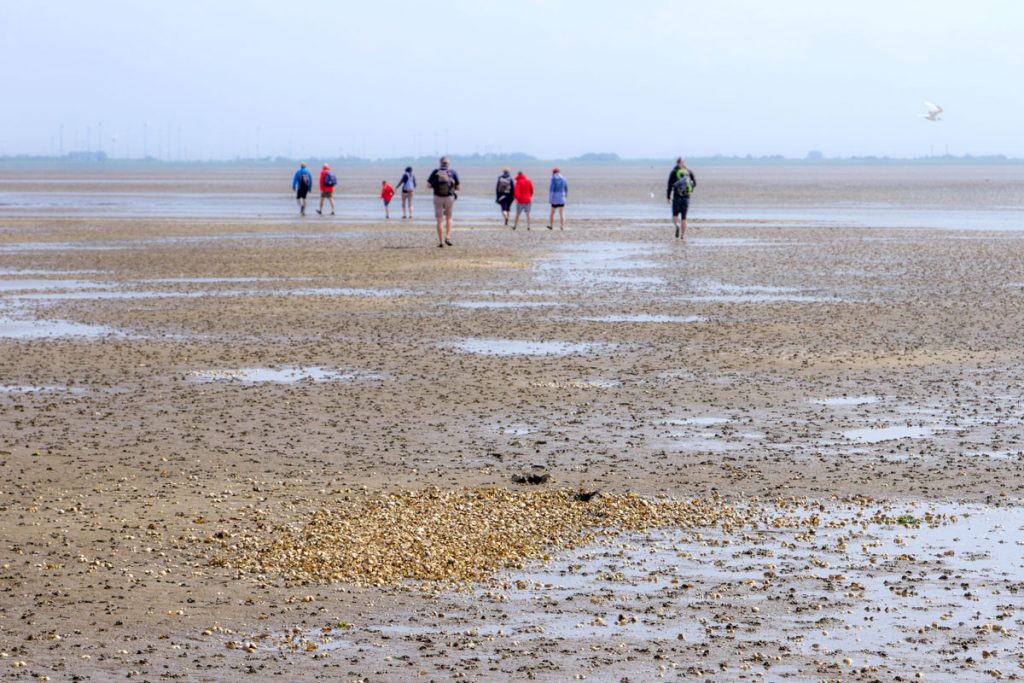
[[292, 162, 313, 216]]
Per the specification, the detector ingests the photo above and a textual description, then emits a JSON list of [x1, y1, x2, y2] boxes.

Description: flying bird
[[921, 101, 943, 122]]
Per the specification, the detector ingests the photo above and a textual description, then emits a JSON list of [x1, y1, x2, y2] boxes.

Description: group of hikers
[[291, 156, 697, 246]]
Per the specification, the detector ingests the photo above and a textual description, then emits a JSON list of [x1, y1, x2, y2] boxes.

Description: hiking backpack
[[433, 168, 453, 196], [324, 171, 337, 188], [673, 169, 694, 197], [497, 175, 512, 195]]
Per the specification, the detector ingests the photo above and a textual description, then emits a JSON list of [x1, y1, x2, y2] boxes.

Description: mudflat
[[1, 164, 1023, 681]]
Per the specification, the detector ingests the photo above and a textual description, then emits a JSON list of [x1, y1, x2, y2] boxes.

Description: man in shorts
[[512, 170, 534, 230], [317, 163, 337, 216], [291, 162, 313, 216], [427, 156, 461, 248], [666, 157, 697, 239]]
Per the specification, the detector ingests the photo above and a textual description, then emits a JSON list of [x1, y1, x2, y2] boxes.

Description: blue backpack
[[324, 171, 337, 188]]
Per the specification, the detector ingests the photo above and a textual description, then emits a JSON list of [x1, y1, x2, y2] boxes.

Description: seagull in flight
[[921, 101, 943, 122]]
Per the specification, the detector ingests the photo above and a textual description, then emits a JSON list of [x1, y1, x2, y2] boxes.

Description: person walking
[[317, 164, 337, 215], [291, 162, 313, 216], [397, 166, 416, 219], [495, 167, 515, 226], [666, 157, 697, 239], [427, 156, 460, 248], [512, 170, 534, 231], [547, 167, 568, 230], [380, 180, 395, 219]]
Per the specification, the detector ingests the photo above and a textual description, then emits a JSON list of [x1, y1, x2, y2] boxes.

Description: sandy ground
[[1, 165, 1023, 681]]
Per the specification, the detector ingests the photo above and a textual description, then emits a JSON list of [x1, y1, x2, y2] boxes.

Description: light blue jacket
[[549, 173, 568, 205]]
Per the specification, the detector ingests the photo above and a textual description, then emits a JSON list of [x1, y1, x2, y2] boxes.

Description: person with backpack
[[666, 157, 697, 239], [495, 167, 515, 226], [397, 166, 416, 219], [547, 168, 568, 230], [512, 171, 534, 231], [317, 163, 338, 216], [380, 180, 395, 219], [291, 162, 313, 216], [426, 156, 460, 248]]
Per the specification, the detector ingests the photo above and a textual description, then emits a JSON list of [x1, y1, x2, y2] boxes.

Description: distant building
[[805, 150, 824, 161]]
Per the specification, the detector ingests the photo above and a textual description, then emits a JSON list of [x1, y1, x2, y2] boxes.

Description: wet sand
[[1, 165, 1023, 681]]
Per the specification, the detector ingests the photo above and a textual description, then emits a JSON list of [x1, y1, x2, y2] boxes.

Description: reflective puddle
[[811, 395, 882, 406], [842, 424, 952, 443], [0, 317, 116, 340], [190, 367, 382, 384], [455, 338, 603, 357], [581, 314, 706, 324], [451, 301, 562, 309]]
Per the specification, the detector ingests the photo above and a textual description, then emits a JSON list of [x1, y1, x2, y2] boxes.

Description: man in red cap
[[317, 163, 338, 216]]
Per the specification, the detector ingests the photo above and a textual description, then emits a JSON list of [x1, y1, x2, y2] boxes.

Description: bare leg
[[673, 216, 681, 239], [558, 206, 565, 230], [445, 214, 453, 241], [317, 196, 325, 215], [679, 218, 688, 238], [385, 203, 390, 219], [329, 196, 336, 215], [547, 206, 555, 229], [436, 213, 444, 246]]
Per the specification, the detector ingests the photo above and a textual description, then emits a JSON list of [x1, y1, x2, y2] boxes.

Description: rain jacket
[[292, 167, 313, 192], [319, 168, 336, 193], [514, 173, 534, 204], [548, 173, 568, 205]]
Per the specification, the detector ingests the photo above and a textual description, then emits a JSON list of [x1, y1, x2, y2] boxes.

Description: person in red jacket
[[317, 164, 337, 216], [512, 171, 534, 231], [380, 180, 395, 219]]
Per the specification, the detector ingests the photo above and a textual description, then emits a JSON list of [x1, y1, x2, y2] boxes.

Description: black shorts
[[672, 195, 690, 218], [296, 187, 310, 199], [497, 195, 513, 211], [551, 203, 565, 209]]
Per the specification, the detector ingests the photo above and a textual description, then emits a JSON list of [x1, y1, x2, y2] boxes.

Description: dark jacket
[[666, 166, 697, 199], [495, 172, 515, 199]]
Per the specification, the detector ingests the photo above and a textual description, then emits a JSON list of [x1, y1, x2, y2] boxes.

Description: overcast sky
[[2, 1, 1021, 160]]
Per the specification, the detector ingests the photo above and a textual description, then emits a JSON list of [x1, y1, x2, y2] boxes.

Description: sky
[[1, 0, 1022, 160]]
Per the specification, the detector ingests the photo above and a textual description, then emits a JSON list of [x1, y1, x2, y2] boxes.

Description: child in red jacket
[[381, 181, 395, 219]]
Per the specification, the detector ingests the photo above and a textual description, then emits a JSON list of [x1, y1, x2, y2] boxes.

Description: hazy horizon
[[2, 1, 1021, 161]]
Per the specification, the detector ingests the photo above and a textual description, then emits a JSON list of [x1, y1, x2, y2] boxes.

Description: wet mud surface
[[1, 166, 1024, 681]]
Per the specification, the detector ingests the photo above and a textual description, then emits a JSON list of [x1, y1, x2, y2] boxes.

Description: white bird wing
[[924, 100, 943, 113]]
